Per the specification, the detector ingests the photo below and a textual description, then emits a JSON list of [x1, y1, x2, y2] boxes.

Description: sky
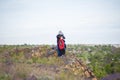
[[0, 0, 120, 44]]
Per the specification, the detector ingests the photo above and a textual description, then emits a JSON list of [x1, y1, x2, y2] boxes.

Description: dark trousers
[[60, 49, 65, 55], [57, 47, 65, 57]]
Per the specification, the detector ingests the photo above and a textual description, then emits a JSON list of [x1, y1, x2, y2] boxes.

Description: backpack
[[59, 38, 65, 50]]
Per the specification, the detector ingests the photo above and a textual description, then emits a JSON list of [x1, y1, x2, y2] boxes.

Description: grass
[[0, 44, 120, 80], [0, 73, 11, 80], [74, 45, 120, 79]]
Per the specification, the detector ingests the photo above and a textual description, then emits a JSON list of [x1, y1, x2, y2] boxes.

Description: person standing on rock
[[56, 31, 66, 57]]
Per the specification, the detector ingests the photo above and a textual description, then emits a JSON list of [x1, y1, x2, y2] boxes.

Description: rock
[[13, 74, 23, 80], [85, 70, 91, 77], [24, 52, 32, 59], [26, 75, 37, 80]]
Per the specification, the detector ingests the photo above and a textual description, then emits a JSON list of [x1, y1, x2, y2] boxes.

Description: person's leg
[[57, 47, 61, 57], [62, 49, 65, 55], [57, 49, 60, 56]]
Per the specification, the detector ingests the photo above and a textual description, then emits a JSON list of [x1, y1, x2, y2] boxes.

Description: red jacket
[[59, 38, 65, 50]]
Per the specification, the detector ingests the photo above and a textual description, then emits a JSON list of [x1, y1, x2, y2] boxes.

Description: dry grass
[[1, 45, 119, 80]]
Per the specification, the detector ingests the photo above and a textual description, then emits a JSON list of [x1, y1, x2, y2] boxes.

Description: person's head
[[58, 30, 63, 35]]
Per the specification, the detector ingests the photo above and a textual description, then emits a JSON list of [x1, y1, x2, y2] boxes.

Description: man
[[56, 31, 66, 57]]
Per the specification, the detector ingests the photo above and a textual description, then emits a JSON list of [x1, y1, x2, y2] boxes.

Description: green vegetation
[[0, 44, 120, 80], [73, 45, 120, 79]]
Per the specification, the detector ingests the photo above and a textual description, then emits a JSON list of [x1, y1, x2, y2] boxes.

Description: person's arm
[[62, 35, 65, 39]]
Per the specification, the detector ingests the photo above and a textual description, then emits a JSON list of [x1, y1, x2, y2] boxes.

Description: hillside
[[0, 44, 120, 80]]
